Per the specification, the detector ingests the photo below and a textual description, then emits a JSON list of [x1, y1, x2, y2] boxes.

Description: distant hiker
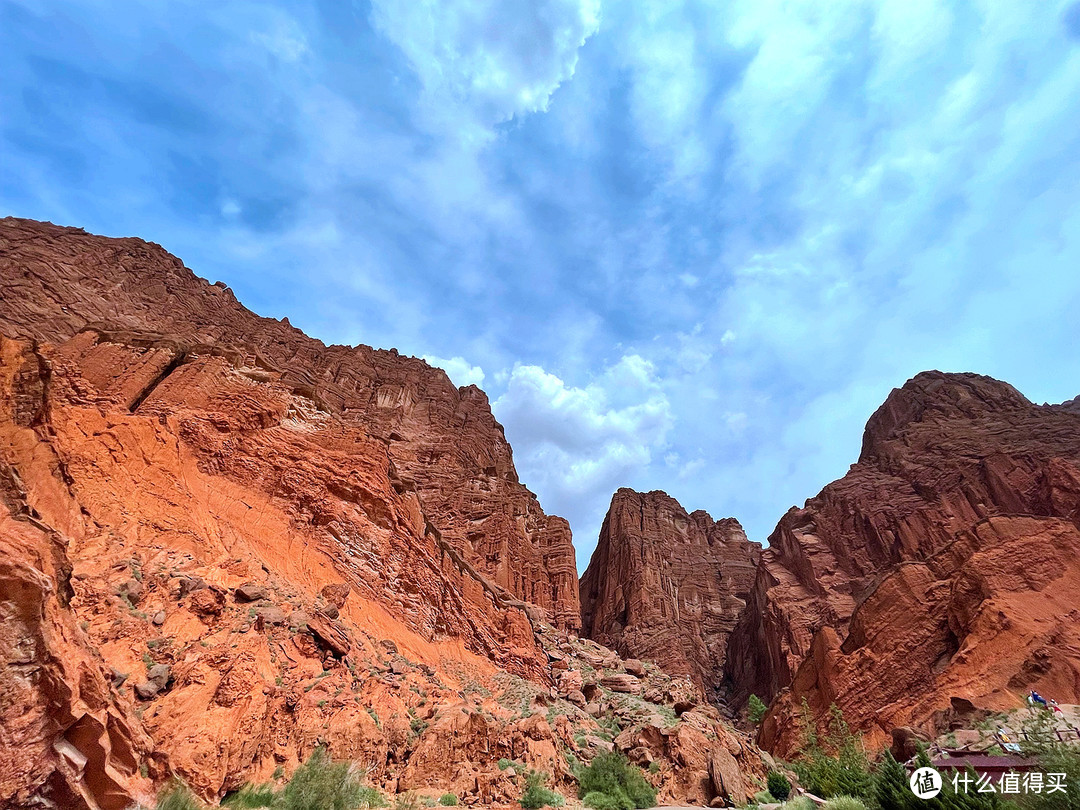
[[1030, 690, 1048, 708], [1051, 699, 1064, 715]]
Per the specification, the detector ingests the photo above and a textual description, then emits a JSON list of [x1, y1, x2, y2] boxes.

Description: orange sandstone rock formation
[[0, 217, 767, 808], [0, 217, 579, 632], [580, 489, 761, 699], [726, 371, 1080, 756]]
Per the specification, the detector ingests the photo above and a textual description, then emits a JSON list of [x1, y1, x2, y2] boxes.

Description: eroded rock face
[[580, 489, 761, 698], [0, 218, 771, 808], [0, 217, 579, 631], [726, 371, 1080, 755]]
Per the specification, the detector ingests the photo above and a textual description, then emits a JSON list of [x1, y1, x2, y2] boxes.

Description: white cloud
[[492, 355, 673, 547], [370, 0, 601, 140], [250, 17, 309, 63], [422, 355, 486, 388]]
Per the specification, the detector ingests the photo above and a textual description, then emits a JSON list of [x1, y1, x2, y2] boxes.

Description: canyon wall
[[725, 371, 1080, 755], [0, 217, 579, 631]]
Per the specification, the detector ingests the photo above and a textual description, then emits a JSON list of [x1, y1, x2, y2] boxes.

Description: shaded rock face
[[725, 371, 1080, 756], [580, 489, 762, 699], [0, 217, 578, 631]]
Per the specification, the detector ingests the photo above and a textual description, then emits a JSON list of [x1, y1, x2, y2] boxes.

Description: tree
[[873, 750, 913, 810], [792, 704, 873, 800], [749, 694, 768, 726], [768, 772, 792, 802]]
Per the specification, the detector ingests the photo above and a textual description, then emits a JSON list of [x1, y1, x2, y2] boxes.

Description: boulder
[[601, 673, 641, 694], [255, 605, 286, 626], [189, 587, 224, 617], [118, 578, 144, 604], [234, 582, 268, 602], [320, 583, 351, 608]]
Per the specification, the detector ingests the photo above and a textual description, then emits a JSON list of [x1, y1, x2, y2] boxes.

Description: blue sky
[[4, 0, 1080, 569]]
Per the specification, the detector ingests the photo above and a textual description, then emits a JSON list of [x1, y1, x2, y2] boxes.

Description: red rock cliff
[[725, 371, 1080, 754], [0, 217, 579, 631], [0, 218, 775, 809], [580, 489, 761, 699]]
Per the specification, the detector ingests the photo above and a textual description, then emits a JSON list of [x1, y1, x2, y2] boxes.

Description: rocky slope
[[725, 371, 1080, 757], [580, 489, 761, 699], [0, 218, 769, 809]]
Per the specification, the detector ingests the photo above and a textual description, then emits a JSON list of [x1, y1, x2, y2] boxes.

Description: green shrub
[[222, 783, 276, 807], [576, 751, 655, 810], [792, 704, 872, 800], [782, 798, 815, 810], [647, 761, 660, 774], [768, 772, 791, 802], [155, 782, 203, 810], [821, 797, 866, 810], [754, 791, 776, 804], [358, 787, 388, 808], [520, 770, 565, 809], [277, 747, 370, 810], [437, 794, 458, 806], [748, 695, 768, 726], [582, 791, 626, 810], [872, 750, 913, 810]]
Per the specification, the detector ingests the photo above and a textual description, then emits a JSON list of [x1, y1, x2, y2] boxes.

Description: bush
[[768, 772, 791, 802], [358, 787, 388, 808], [782, 798, 815, 810], [520, 770, 565, 809], [155, 782, 203, 810], [576, 752, 656, 810], [438, 795, 458, 806], [222, 783, 276, 807], [583, 792, 626, 810], [749, 695, 768, 726], [277, 747, 372, 810], [754, 791, 776, 804], [821, 797, 866, 810], [792, 704, 872, 800]]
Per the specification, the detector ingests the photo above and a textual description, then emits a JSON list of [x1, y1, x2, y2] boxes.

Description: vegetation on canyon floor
[[575, 751, 657, 810], [751, 704, 1080, 810], [140, 746, 662, 810]]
